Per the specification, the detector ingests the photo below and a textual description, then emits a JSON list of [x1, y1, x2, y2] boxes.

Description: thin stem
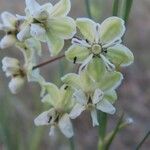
[[112, 0, 120, 16], [98, 112, 107, 150], [69, 138, 75, 150], [120, 0, 133, 24], [32, 54, 65, 70], [85, 0, 92, 19], [135, 131, 150, 150]]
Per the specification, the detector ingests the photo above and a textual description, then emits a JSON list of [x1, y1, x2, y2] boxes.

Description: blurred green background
[[0, 0, 150, 149]]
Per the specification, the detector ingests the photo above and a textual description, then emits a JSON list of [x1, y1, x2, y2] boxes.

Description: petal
[[43, 82, 60, 105], [76, 18, 97, 42], [58, 114, 73, 138], [50, 0, 71, 17], [92, 89, 104, 104], [1, 11, 17, 27], [96, 99, 116, 114], [90, 109, 99, 126], [69, 103, 85, 119], [17, 25, 31, 41], [107, 44, 134, 67], [65, 44, 90, 63], [34, 109, 55, 126], [98, 71, 123, 91], [47, 17, 76, 39], [99, 17, 125, 44], [87, 57, 106, 82], [49, 126, 56, 136], [73, 89, 87, 105], [25, 0, 40, 15], [79, 70, 95, 92], [0, 35, 16, 49], [104, 90, 117, 104], [46, 32, 64, 56], [30, 23, 46, 41], [8, 77, 25, 94], [61, 73, 82, 89], [79, 54, 93, 73]]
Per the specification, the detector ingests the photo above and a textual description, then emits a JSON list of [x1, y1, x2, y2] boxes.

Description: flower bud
[[8, 77, 25, 94], [0, 35, 16, 49]]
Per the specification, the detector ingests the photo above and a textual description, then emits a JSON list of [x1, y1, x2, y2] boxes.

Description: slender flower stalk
[[32, 54, 65, 70]]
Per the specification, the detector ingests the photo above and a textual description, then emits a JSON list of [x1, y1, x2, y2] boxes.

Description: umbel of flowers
[[0, 0, 134, 138]]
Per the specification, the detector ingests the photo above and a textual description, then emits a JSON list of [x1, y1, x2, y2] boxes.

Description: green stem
[[135, 131, 150, 150], [85, 0, 92, 19], [98, 112, 107, 150], [112, 0, 120, 16], [69, 137, 75, 150]]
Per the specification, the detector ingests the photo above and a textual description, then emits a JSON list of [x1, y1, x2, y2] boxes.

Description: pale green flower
[[61, 68, 123, 126], [0, 12, 18, 49], [2, 57, 26, 94], [65, 17, 134, 72], [34, 83, 74, 138], [18, 0, 76, 56]]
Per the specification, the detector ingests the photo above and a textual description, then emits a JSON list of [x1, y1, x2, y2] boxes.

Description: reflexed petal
[[99, 17, 125, 44], [61, 73, 82, 89], [30, 23, 46, 41], [104, 90, 117, 104], [87, 57, 106, 82], [0, 35, 16, 49], [17, 25, 31, 41], [25, 0, 40, 15], [48, 17, 76, 39], [46, 31, 64, 56], [58, 114, 73, 138], [98, 71, 123, 91], [69, 103, 85, 119], [1, 11, 17, 27], [8, 77, 25, 94], [41, 94, 57, 107], [90, 109, 99, 126], [74, 89, 87, 105], [92, 89, 104, 104], [34, 109, 55, 126], [65, 44, 90, 63], [50, 0, 71, 17], [96, 99, 116, 114], [80, 70, 95, 92], [76, 18, 96, 42], [43, 83, 60, 104], [107, 44, 134, 67]]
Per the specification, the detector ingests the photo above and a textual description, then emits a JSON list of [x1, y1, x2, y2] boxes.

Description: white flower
[[2, 57, 26, 94], [34, 83, 74, 138], [62, 69, 123, 126], [18, 0, 76, 56], [65, 17, 134, 72], [0, 12, 18, 49]]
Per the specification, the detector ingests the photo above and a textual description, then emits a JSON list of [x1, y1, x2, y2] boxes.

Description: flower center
[[91, 44, 102, 55]]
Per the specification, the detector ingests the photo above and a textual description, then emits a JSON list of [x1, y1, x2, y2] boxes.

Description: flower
[[18, 0, 76, 56], [2, 57, 26, 94], [61, 64, 123, 126], [0, 12, 18, 49], [65, 17, 134, 72], [34, 83, 74, 138]]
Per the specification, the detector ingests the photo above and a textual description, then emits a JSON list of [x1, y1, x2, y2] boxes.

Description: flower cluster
[[0, 0, 134, 138]]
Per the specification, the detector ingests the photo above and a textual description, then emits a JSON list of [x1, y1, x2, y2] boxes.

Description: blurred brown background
[[0, 0, 150, 150]]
